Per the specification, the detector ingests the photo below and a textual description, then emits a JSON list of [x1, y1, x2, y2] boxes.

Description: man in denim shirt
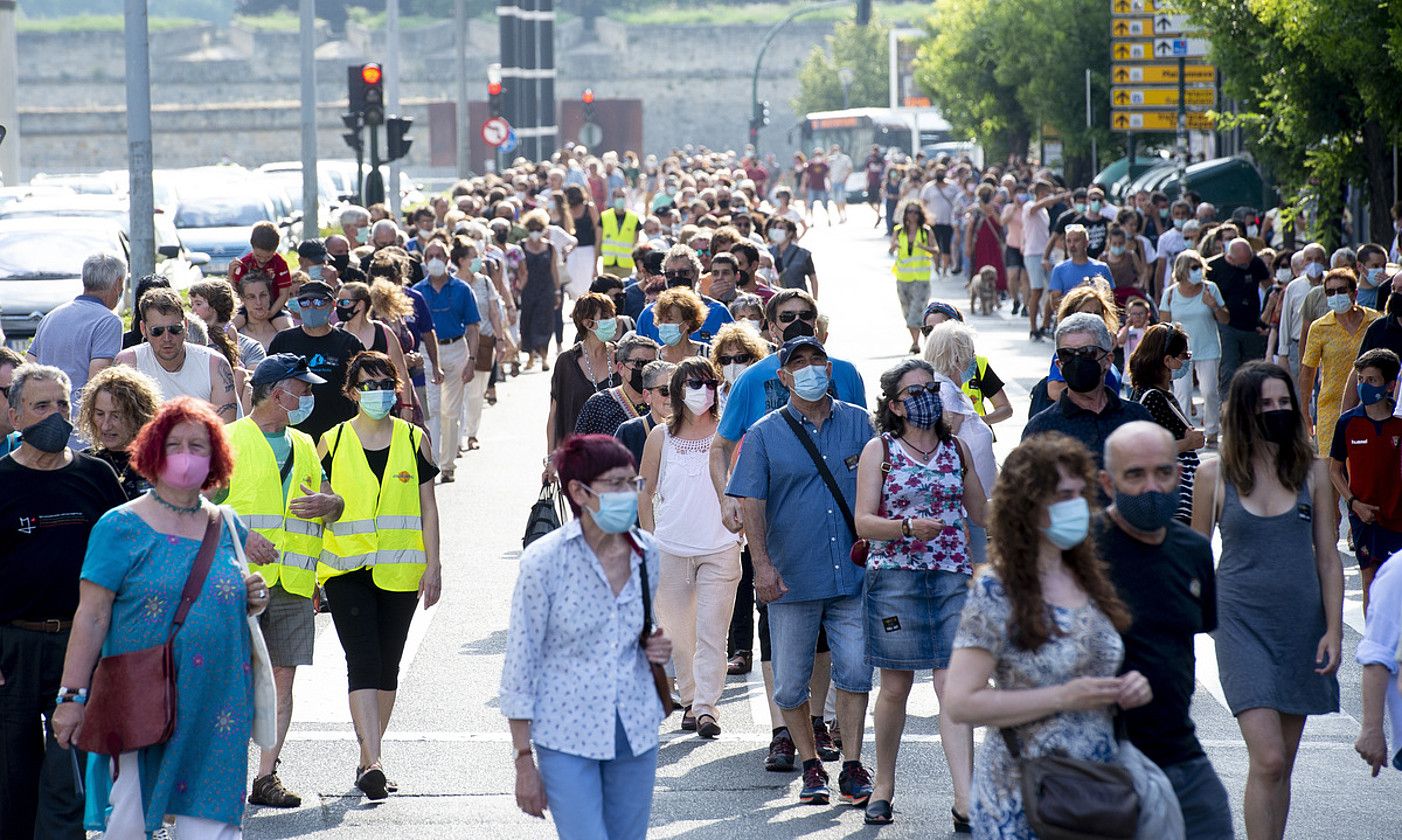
[[727, 336, 875, 808]]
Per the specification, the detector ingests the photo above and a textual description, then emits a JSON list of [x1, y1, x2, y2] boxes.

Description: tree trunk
[[1361, 118, 1395, 245]]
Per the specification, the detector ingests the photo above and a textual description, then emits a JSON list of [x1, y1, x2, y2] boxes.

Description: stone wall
[[14, 17, 830, 177]]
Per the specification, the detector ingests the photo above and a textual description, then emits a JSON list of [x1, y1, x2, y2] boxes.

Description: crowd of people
[[1, 140, 1400, 840]]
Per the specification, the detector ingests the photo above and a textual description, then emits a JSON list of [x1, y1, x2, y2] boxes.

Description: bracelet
[[55, 692, 87, 706], [57, 686, 88, 699], [901, 517, 913, 538], [513, 746, 533, 761]]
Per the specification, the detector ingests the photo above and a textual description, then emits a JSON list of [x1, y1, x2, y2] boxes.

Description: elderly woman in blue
[[501, 433, 673, 840]]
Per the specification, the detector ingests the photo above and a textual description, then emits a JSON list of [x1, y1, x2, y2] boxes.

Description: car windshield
[[174, 195, 269, 228], [0, 227, 121, 279]]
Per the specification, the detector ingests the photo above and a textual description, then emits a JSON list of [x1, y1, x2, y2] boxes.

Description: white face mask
[[426, 258, 447, 277], [722, 362, 750, 384], [528, 230, 543, 242], [740, 318, 763, 334], [683, 384, 715, 414], [768, 228, 788, 244], [1276, 267, 1293, 283]]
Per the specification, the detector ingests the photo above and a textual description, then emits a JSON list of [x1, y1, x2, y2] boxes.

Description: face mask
[[657, 323, 685, 346], [592, 317, 618, 343], [528, 230, 543, 242], [1171, 359, 1192, 380], [359, 389, 396, 420], [495, 230, 509, 245], [768, 228, 787, 244], [1188, 268, 1203, 285], [1259, 408, 1297, 445], [1159, 207, 1171, 219], [1115, 488, 1178, 531], [628, 368, 645, 392], [740, 318, 763, 334], [789, 364, 830, 401], [586, 487, 638, 534], [469, 257, 483, 274], [330, 253, 351, 272], [161, 452, 210, 491], [1172, 217, 1186, 230], [1089, 200, 1102, 213], [1304, 262, 1324, 279], [1368, 267, 1385, 286], [300, 306, 331, 329], [1275, 267, 1293, 283], [781, 319, 816, 342], [1326, 293, 1352, 313], [1109, 245, 1126, 257], [1061, 354, 1104, 393], [286, 298, 302, 315], [1042, 496, 1090, 550], [1015, 192, 1029, 203], [426, 258, 447, 277], [961, 358, 978, 384], [335, 305, 358, 323], [418, 228, 433, 239], [21, 413, 72, 453], [670, 223, 682, 236], [757, 267, 779, 284], [280, 389, 315, 425], [1246, 224, 1259, 237], [1074, 202, 1087, 214], [683, 385, 715, 414], [901, 389, 943, 429], [613, 198, 626, 211], [1358, 380, 1390, 406], [354, 228, 368, 245], [722, 361, 750, 384]]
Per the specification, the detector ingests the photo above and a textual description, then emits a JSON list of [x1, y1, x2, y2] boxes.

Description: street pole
[[124, 0, 155, 297], [299, 0, 318, 239], [455, 0, 469, 176], [1085, 68, 1096, 175], [386, 0, 402, 218], [749, 0, 846, 151], [0, 0, 19, 186], [1175, 56, 1187, 188]]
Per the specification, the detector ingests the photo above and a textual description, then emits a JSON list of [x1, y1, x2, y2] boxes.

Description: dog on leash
[[969, 265, 999, 316]]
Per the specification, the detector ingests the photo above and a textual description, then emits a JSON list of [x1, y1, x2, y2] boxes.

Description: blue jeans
[[535, 715, 657, 840], [1160, 755, 1233, 840], [767, 593, 872, 709]]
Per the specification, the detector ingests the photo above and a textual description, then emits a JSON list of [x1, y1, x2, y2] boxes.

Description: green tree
[[792, 19, 891, 116]]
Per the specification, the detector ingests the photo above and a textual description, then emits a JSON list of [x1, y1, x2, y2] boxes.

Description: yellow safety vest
[[893, 227, 934, 283], [318, 418, 427, 591], [961, 355, 991, 416], [600, 210, 639, 268], [224, 417, 324, 598]]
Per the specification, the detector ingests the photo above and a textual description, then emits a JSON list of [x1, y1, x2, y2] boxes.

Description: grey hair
[[617, 334, 659, 360], [8, 363, 71, 413], [81, 253, 127, 294], [922, 320, 977, 382], [1331, 246, 1357, 268], [1056, 311, 1114, 353], [728, 293, 764, 319], [641, 360, 676, 389], [1063, 224, 1088, 240], [371, 218, 400, 241], [251, 379, 278, 407], [339, 205, 369, 227], [663, 242, 704, 277]]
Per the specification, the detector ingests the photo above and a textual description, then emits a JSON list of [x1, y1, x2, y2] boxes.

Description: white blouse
[[499, 519, 664, 760]]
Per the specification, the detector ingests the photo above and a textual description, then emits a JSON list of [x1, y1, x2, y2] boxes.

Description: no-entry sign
[[481, 117, 511, 147]]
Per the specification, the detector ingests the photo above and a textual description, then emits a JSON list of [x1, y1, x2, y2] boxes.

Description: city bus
[[800, 107, 958, 197]]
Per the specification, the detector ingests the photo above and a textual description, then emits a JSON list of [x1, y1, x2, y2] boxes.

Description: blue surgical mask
[[901, 390, 943, 429], [1172, 217, 1186, 230], [355, 228, 368, 245], [471, 257, 483, 274], [790, 364, 830, 401], [299, 306, 331, 329], [280, 389, 315, 425], [657, 322, 685, 346], [613, 198, 626, 212], [961, 359, 978, 384], [1089, 200, 1103, 213], [585, 487, 638, 534], [1109, 245, 1126, 257], [1368, 267, 1385, 286], [1327, 293, 1352, 313], [358, 389, 396, 420], [1358, 380, 1390, 406], [1074, 202, 1087, 214], [592, 317, 619, 343], [286, 298, 302, 315], [1172, 359, 1192, 380], [1188, 268, 1203, 285], [1041, 497, 1090, 550]]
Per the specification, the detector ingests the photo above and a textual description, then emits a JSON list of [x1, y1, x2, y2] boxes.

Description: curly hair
[[655, 287, 707, 333], [77, 366, 162, 452], [128, 396, 235, 492], [709, 323, 770, 367], [1055, 282, 1121, 335], [988, 433, 1131, 650], [369, 278, 415, 322]]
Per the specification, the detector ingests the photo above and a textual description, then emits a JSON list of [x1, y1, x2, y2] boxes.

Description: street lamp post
[[838, 66, 854, 109]]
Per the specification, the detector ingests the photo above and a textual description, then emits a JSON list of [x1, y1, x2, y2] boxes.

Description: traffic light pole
[[749, 0, 846, 149], [366, 127, 385, 206]]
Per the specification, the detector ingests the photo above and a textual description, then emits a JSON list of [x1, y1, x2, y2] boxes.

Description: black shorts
[[1004, 246, 1025, 269], [932, 223, 954, 253]]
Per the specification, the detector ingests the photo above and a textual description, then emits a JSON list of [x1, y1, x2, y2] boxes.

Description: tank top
[[651, 426, 740, 556], [134, 342, 216, 403], [869, 436, 971, 574]]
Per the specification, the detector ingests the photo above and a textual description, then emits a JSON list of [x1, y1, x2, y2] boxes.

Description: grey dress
[[1213, 479, 1340, 716]]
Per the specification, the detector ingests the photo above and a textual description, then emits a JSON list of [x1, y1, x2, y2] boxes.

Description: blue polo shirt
[[717, 353, 867, 442], [412, 275, 481, 341], [1049, 257, 1115, 294], [726, 400, 874, 604], [635, 296, 734, 343]]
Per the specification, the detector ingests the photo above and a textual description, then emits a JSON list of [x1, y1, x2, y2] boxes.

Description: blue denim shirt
[[726, 400, 874, 604]]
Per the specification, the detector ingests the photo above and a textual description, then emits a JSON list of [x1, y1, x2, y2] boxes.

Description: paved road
[[244, 205, 1402, 839]]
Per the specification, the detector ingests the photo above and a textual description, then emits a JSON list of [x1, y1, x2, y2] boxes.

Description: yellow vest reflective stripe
[[600, 210, 638, 267], [319, 418, 427, 591], [223, 417, 323, 597], [961, 355, 990, 416], [893, 228, 933, 282]]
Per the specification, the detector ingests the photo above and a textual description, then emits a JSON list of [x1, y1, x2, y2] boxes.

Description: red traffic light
[[361, 63, 383, 86], [582, 89, 595, 105], [487, 81, 503, 96]]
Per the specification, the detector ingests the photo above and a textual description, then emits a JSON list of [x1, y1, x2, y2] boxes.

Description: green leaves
[[793, 20, 892, 116]]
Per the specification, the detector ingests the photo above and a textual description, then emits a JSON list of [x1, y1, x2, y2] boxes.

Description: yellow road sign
[[1111, 0, 1157, 14], [1111, 86, 1216, 108], [1111, 40, 1155, 62], [1112, 63, 1217, 85], [1111, 110, 1215, 132]]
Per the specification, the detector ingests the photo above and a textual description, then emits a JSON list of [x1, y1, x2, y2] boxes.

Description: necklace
[[899, 435, 936, 460], [148, 489, 203, 515], [581, 342, 614, 393]]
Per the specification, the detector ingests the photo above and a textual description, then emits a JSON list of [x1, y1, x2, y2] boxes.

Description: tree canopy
[[792, 20, 891, 117]]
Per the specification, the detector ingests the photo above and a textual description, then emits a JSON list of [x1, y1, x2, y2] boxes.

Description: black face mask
[[335, 305, 358, 323], [1061, 354, 1104, 393], [629, 368, 645, 393], [330, 253, 350, 272], [1259, 409, 1297, 445], [782, 319, 816, 342], [21, 412, 72, 453], [1115, 489, 1178, 532], [494, 230, 509, 245]]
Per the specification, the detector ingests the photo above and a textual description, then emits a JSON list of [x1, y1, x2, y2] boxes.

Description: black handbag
[[522, 480, 568, 548], [1000, 727, 1140, 840]]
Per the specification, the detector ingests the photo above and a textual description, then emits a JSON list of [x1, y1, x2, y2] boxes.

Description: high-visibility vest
[[961, 355, 991, 416], [224, 417, 324, 598], [893, 227, 933, 282], [600, 210, 639, 268], [318, 418, 427, 591]]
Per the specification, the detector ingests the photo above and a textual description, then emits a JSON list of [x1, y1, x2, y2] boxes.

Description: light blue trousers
[[536, 715, 658, 840]]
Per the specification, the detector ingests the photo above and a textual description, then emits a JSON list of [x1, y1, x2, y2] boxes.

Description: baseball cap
[[251, 353, 327, 388], [778, 336, 827, 367], [296, 280, 334, 301], [923, 301, 964, 322], [297, 239, 327, 263]]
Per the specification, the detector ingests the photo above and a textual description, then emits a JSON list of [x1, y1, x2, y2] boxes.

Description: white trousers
[[427, 338, 469, 472], [464, 363, 491, 439], [1172, 356, 1221, 436], [106, 752, 241, 840], [653, 545, 741, 720]]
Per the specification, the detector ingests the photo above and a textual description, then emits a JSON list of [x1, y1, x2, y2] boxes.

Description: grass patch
[[17, 13, 202, 33], [345, 7, 445, 30], [611, 2, 931, 27], [232, 10, 312, 33]]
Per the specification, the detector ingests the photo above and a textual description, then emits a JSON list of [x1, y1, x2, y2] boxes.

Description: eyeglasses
[[355, 378, 397, 392], [648, 385, 671, 397], [717, 353, 756, 366], [1055, 347, 1110, 365], [1324, 287, 1351, 296], [685, 378, 718, 391], [148, 323, 185, 338], [776, 309, 818, 324], [587, 476, 646, 493], [620, 357, 652, 369], [664, 270, 696, 284], [335, 298, 360, 308], [898, 382, 941, 399], [297, 297, 331, 309]]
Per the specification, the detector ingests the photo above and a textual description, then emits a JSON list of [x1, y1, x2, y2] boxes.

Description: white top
[[652, 427, 740, 555], [134, 342, 218, 403], [920, 181, 961, 226], [1355, 556, 1402, 772], [1155, 228, 1187, 289], [933, 373, 997, 496], [1021, 201, 1052, 257], [465, 271, 501, 339], [1277, 275, 1314, 355]]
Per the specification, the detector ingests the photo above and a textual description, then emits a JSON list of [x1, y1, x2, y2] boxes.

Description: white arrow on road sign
[[1152, 13, 1198, 34], [481, 117, 511, 147], [1154, 37, 1208, 58]]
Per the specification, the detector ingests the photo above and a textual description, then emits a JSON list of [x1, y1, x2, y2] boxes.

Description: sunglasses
[[335, 298, 361, 308], [1055, 347, 1110, 365], [355, 378, 397, 392], [648, 385, 671, 397], [898, 382, 940, 399], [716, 353, 756, 366], [685, 379, 718, 391], [776, 309, 818, 324], [920, 325, 935, 337], [620, 357, 652, 369], [664, 270, 696, 283], [297, 297, 331, 309], [148, 323, 185, 338], [1325, 287, 1352, 296]]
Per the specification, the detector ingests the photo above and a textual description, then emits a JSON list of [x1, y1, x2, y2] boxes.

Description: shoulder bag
[[522, 481, 568, 548], [624, 532, 675, 717], [77, 510, 222, 767], [846, 435, 890, 567], [999, 726, 1140, 840], [220, 506, 279, 750], [779, 408, 870, 566]]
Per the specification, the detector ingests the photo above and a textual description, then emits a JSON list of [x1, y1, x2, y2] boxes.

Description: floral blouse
[[869, 434, 971, 574]]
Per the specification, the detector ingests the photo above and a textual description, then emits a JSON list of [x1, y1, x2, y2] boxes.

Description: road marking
[[291, 603, 438, 724]]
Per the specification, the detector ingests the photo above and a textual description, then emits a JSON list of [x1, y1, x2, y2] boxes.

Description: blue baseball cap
[[778, 336, 827, 367], [252, 353, 326, 388]]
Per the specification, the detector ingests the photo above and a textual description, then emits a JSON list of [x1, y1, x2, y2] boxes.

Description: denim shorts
[[863, 567, 970, 670], [807, 188, 830, 205], [767, 594, 872, 709]]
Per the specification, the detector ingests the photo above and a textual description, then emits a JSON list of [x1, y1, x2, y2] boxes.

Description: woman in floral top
[[854, 358, 986, 827]]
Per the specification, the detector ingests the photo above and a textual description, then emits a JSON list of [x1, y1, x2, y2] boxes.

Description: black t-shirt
[[1066, 213, 1111, 258], [0, 452, 127, 622], [321, 424, 439, 486], [85, 447, 154, 501], [1205, 253, 1270, 332], [268, 327, 366, 444], [971, 361, 1005, 399], [1358, 315, 1402, 358], [1095, 514, 1217, 768]]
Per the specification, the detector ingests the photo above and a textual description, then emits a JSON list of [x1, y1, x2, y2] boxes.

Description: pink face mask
[[161, 453, 211, 491]]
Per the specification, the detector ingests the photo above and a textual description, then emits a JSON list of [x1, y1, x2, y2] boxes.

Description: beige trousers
[[654, 545, 742, 720]]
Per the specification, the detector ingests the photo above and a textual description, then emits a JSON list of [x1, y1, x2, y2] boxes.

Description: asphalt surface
[[240, 204, 1402, 839]]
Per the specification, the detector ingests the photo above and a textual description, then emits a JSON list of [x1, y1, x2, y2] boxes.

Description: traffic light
[[341, 112, 364, 155], [487, 62, 504, 118], [582, 88, 597, 122], [355, 62, 384, 126], [761, 100, 771, 126], [385, 116, 414, 162]]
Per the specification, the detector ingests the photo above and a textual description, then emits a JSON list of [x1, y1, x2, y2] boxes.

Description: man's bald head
[[1103, 421, 1176, 478], [1226, 238, 1254, 266]]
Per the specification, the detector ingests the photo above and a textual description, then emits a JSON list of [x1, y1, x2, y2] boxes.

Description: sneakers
[[765, 728, 797, 772], [248, 771, 302, 808], [838, 761, 873, 807], [812, 717, 840, 762], [799, 762, 830, 805]]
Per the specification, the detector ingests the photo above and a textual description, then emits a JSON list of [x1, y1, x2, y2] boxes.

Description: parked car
[[0, 216, 128, 344], [1122, 156, 1271, 221], [171, 187, 284, 275]]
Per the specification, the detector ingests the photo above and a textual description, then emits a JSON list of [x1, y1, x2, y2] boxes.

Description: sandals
[[696, 714, 721, 739], [248, 771, 302, 808], [864, 799, 894, 825], [356, 765, 389, 801], [952, 806, 972, 833]]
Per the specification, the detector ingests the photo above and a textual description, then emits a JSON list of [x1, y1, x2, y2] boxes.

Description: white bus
[[801, 107, 959, 197]]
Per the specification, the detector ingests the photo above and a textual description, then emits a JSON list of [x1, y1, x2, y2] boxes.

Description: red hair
[[553, 434, 635, 515], [129, 396, 235, 491]]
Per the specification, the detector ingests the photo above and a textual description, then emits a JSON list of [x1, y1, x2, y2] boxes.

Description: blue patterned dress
[[953, 572, 1124, 839], [80, 505, 253, 834]]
